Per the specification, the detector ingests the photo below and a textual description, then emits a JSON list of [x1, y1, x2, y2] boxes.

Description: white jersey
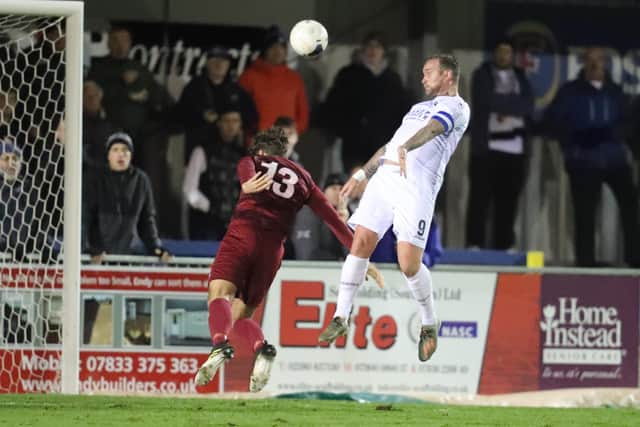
[[349, 94, 469, 248], [381, 95, 470, 192]]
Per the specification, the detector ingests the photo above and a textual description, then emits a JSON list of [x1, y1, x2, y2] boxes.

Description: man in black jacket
[[84, 132, 170, 264], [177, 46, 258, 161], [465, 38, 534, 250], [320, 32, 413, 172]]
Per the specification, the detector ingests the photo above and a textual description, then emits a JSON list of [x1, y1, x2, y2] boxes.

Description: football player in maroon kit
[[194, 127, 383, 392]]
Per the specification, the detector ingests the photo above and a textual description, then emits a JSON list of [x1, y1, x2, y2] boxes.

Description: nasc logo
[[439, 321, 477, 338]]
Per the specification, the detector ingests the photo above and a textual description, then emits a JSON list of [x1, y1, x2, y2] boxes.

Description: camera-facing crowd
[[2, 23, 639, 268]]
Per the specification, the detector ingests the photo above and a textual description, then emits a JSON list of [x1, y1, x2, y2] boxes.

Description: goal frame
[[0, 0, 84, 394]]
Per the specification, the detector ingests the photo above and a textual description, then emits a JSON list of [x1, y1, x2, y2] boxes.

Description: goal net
[[0, 1, 83, 394]]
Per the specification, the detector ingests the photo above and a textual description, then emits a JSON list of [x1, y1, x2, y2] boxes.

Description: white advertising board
[[260, 265, 497, 394]]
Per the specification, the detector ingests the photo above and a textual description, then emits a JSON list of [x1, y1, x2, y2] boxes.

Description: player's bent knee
[[397, 242, 424, 277], [400, 263, 421, 278], [351, 226, 378, 258], [208, 279, 237, 300], [397, 254, 422, 277], [232, 299, 255, 320]]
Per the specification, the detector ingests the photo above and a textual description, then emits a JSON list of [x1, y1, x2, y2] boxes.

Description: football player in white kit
[[319, 54, 470, 362]]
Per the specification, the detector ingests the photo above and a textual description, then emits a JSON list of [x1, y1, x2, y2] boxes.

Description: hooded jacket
[[83, 166, 162, 255], [239, 58, 309, 133], [546, 70, 628, 171]]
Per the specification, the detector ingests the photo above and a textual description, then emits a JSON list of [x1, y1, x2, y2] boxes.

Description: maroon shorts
[[208, 221, 285, 307]]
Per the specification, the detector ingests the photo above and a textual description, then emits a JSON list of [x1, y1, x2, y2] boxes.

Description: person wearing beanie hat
[[322, 172, 347, 191], [0, 139, 46, 261], [239, 25, 309, 134], [105, 131, 134, 153], [290, 172, 350, 260], [177, 45, 257, 160], [84, 131, 171, 263], [261, 25, 287, 54], [206, 46, 233, 62], [0, 140, 23, 182]]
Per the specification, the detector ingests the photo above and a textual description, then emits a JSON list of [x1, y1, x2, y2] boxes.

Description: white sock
[[404, 264, 437, 325], [334, 254, 369, 319]]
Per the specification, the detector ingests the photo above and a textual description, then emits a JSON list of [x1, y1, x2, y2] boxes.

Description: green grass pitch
[[0, 394, 638, 427]]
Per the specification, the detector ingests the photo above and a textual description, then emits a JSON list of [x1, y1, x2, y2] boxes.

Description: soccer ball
[[289, 19, 328, 57]]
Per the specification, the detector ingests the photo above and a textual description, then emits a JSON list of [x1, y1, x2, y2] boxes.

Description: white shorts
[[348, 164, 436, 249]]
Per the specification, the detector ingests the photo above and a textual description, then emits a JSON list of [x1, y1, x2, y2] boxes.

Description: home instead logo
[[540, 298, 622, 365]]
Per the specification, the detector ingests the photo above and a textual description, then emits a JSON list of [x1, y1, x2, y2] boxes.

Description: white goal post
[[0, 0, 83, 394]]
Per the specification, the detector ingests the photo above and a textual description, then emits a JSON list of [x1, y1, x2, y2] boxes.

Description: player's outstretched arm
[[307, 186, 354, 250]]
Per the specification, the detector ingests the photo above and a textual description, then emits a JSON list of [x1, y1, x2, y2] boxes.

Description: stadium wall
[[1, 262, 637, 395]]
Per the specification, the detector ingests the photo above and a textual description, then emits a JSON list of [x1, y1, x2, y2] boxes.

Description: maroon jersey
[[231, 155, 353, 249]]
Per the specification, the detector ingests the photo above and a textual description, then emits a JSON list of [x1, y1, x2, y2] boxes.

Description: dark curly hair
[[248, 127, 288, 156]]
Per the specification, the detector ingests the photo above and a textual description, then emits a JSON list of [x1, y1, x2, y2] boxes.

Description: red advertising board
[[0, 349, 218, 394], [0, 267, 209, 292], [81, 269, 209, 293]]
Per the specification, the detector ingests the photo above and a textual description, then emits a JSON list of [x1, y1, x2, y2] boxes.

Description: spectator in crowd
[[239, 25, 309, 134], [465, 38, 534, 250], [21, 113, 66, 254], [88, 27, 174, 233], [87, 27, 172, 143], [83, 132, 170, 264], [273, 116, 300, 163], [291, 173, 350, 260], [7, 23, 66, 172], [320, 31, 413, 172], [0, 141, 50, 261], [177, 46, 258, 159], [83, 80, 114, 168], [182, 104, 245, 240], [546, 47, 640, 267]]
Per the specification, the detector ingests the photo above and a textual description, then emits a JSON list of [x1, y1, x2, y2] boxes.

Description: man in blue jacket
[[547, 47, 640, 267]]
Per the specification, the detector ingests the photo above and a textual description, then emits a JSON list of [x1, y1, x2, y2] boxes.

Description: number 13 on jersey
[[261, 161, 299, 199]]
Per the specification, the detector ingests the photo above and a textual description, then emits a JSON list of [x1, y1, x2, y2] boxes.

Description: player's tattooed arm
[[363, 145, 386, 179], [401, 119, 446, 152], [397, 119, 446, 177]]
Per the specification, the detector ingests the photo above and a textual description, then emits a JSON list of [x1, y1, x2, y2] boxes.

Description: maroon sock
[[208, 298, 232, 346], [232, 318, 265, 353]]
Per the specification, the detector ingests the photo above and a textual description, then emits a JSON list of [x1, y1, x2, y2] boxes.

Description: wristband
[[352, 168, 366, 182]]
